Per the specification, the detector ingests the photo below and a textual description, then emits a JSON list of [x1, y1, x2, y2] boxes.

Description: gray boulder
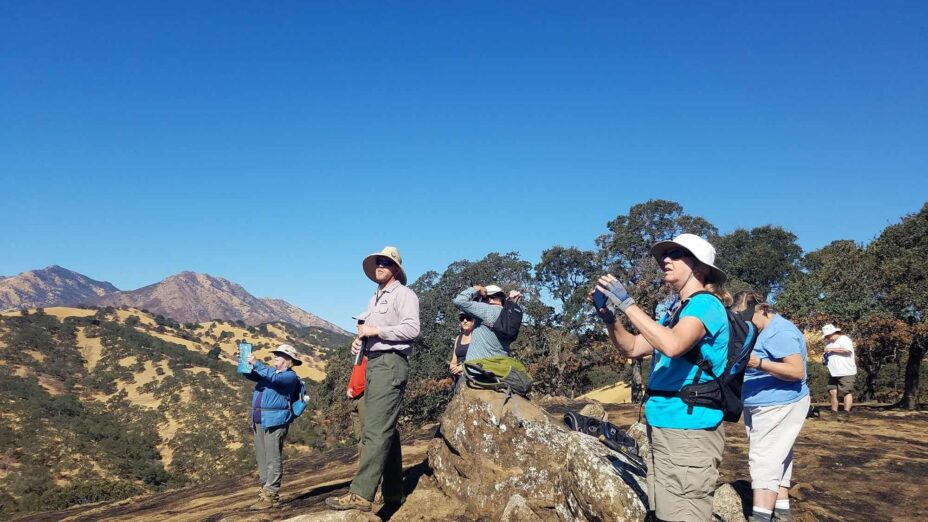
[[428, 387, 649, 521]]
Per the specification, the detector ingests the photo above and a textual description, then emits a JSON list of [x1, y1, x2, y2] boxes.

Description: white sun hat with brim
[[272, 344, 303, 366], [650, 233, 727, 284], [484, 284, 506, 297], [821, 324, 841, 336], [362, 246, 407, 285]]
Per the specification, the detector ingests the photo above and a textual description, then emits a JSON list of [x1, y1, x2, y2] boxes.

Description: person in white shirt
[[822, 324, 857, 421]]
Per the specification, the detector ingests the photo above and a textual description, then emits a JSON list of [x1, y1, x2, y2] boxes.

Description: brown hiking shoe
[[325, 492, 372, 512], [250, 490, 279, 510]]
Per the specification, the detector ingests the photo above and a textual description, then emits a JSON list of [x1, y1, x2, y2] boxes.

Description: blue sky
[[2, 2, 926, 329]]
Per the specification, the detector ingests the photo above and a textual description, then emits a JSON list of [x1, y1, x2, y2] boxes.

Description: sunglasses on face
[[459, 316, 475, 322], [375, 257, 396, 268], [662, 249, 691, 261]]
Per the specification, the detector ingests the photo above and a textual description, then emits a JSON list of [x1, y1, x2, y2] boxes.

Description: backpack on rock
[[463, 356, 533, 396]]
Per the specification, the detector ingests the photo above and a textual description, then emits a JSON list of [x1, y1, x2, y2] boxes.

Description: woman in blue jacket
[[243, 344, 302, 509], [594, 233, 731, 522]]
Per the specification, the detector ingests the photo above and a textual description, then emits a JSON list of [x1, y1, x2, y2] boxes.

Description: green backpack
[[463, 356, 533, 396]]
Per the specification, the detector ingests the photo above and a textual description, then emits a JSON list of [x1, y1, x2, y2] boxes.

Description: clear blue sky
[[2, 2, 926, 329]]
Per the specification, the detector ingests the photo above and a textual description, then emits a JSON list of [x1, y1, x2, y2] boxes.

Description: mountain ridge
[[0, 266, 348, 335], [0, 265, 119, 310]]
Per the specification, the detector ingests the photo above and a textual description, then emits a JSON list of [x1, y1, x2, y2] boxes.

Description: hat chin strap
[[678, 267, 706, 298]]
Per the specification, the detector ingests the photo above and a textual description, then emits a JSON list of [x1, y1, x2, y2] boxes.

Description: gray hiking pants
[[349, 353, 408, 501], [254, 423, 289, 494]]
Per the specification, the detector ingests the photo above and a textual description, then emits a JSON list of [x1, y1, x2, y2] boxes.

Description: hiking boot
[[250, 489, 279, 510], [828, 409, 839, 421], [774, 508, 794, 521], [325, 492, 372, 512], [837, 411, 849, 422]]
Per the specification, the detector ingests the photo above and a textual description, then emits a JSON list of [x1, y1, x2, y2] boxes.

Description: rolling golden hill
[[0, 306, 351, 519]]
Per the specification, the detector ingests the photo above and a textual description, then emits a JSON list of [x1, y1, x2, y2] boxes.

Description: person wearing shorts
[[734, 292, 810, 522], [822, 324, 857, 421]]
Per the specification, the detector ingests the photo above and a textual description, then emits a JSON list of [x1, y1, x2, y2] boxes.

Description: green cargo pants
[[349, 352, 408, 501]]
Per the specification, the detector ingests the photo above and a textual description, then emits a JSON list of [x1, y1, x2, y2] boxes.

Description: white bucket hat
[[362, 246, 407, 285], [272, 344, 303, 366], [822, 324, 841, 336], [650, 233, 727, 284], [484, 284, 505, 297]]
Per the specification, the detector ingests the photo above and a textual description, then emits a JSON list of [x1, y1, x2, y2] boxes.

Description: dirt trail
[[25, 405, 928, 521]]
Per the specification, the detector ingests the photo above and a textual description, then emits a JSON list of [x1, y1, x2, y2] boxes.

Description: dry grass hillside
[[0, 307, 351, 519], [1, 307, 330, 381]]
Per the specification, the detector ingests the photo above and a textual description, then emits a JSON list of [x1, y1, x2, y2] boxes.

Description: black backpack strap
[[659, 291, 722, 415]]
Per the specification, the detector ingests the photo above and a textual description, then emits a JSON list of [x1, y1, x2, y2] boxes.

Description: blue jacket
[[244, 362, 300, 430]]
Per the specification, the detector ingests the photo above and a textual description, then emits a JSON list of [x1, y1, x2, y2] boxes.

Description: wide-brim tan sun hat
[[272, 344, 303, 366], [822, 324, 841, 336], [650, 233, 727, 284], [362, 246, 407, 285]]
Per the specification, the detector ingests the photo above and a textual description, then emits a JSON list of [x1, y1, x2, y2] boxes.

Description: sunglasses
[[662, 249, 691, 261], [459, 315, 475, 322], [375, 257, 396, 268]]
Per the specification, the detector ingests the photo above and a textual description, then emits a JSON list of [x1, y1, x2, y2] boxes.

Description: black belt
[[367, 350, 408, 360]]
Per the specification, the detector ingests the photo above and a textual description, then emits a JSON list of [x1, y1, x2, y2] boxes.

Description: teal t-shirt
[[645, 293, 729, 429]]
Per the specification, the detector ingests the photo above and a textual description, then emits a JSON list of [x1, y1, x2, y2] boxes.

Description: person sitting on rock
[[449, 312, 475, 390], [592, 233, 730, 522], [452, 284, 521, 361]]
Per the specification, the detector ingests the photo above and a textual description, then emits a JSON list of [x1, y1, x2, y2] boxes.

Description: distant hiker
[[326, 246, 420, 513], [593, 233, 730, 522], [822, 324, 857, 421], [733, 292, 810, 522], [449, 312, 475, 390], [452, 284, 522, 360], [241, 344, 303, 509]]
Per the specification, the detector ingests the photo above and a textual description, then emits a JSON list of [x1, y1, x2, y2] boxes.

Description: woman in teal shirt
[[595, 233, 730, 522]]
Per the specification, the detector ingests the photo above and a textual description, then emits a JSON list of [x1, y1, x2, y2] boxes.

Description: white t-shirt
[[826, 335, 857, 377]]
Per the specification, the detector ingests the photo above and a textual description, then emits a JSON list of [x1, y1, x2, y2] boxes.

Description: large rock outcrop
[[427, 387, 649, 521]]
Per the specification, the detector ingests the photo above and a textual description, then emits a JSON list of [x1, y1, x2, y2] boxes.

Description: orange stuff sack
[[347, 356, 367, 399]]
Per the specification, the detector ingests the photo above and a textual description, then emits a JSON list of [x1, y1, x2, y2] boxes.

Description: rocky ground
[[28, 396, 928, 522]]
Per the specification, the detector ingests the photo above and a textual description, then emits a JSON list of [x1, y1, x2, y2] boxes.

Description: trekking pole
[[354, 319, 366, 366]]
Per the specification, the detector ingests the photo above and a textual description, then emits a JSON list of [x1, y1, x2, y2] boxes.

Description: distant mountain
[[0, 267, 349, 336], [97, 271, 350, 334], [0, 265, 119, 310]]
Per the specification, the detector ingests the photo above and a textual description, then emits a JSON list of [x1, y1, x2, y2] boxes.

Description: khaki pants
[[349, 353, 408, 501], [647, 424, 724, 521]]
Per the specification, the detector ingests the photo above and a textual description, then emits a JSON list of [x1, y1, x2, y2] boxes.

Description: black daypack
[[646, 291, 757, 423], [489, 298, 523, 342]]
